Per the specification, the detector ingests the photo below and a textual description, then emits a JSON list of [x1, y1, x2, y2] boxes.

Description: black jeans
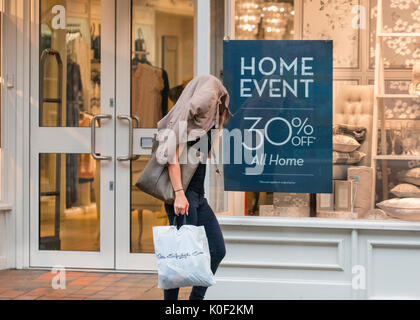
[[163, 188, 226, 300]]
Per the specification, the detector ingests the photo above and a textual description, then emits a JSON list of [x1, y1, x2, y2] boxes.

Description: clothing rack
[[132, 50, 149, 55]]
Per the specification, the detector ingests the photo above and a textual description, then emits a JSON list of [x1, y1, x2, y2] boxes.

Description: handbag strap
[[172, 215, 187, 228], [211, 148, 222, 176], [210, 141, 222, 176]]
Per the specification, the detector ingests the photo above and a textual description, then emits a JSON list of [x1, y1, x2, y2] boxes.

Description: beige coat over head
[[156, 74, 230, 165]]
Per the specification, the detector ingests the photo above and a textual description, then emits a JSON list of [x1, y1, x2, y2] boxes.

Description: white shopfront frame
[[1, 0, 420, 299], [28, 0, 117, 269]]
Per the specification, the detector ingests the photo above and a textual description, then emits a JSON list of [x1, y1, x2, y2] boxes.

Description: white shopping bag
[[153, 216, 215, 290]]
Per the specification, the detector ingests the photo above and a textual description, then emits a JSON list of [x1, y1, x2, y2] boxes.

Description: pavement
[[0, 269, 191, 300]]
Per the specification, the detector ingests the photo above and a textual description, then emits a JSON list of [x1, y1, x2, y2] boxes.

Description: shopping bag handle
[[172, 214, 187, 228]]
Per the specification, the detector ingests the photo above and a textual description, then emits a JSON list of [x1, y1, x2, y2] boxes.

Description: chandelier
[[235, 0, 294, 40]]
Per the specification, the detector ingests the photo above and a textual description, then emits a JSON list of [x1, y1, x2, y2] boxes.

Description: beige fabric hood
[[156, 74, 230, 165]]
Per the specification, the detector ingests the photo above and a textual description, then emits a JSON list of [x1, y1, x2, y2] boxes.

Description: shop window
[[209, 0, 296, 217], [209, 0, 420, 222], [130, 0, 195, 253]]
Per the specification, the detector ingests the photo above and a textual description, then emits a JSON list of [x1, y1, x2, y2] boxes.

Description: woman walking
[[156, 74, 231, 300]]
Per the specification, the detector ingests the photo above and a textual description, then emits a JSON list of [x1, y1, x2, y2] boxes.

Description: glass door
[[30, 0, 196, 271], [30, 0, 116, 268], [115, 0, 195, 270]]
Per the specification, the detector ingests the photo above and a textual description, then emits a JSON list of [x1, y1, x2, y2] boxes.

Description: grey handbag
[[135, 136, 202, 204]]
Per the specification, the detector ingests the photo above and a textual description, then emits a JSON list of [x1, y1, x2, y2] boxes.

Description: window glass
[[130, 0, 195, 253], [235, 0, 294, 40], [209, 0, 420, 222], [235, 1, 295, 217], [39, 153, 101, 251], [40, 0, 101, 127], [38, 1, 103, 252], [210, 0, 296, 217]]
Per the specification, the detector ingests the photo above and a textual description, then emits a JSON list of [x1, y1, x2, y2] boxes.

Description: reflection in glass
[[39, 153, 100, 251], [131, 0, 194, 129], [130, 0, 194, 253], [131, 156, 167, 254], [40, 0, 101, 127], [233, 0, 295, 217]]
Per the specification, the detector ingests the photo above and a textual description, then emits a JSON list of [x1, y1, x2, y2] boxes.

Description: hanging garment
[[92, 36, 101, 60], [168, 84, 185, 105], [167, 78, 193, 109], [132, 63, 165, 128], [66, 61, 82, 126], [161, 69, 170, 117], [66, 61, 83, 208], [73, 36, 91, 112]]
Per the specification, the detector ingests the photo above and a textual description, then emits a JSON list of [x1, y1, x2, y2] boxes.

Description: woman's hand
[[174, 191, 189, 216]]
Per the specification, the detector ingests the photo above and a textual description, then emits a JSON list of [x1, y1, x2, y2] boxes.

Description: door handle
[[117, 115, 134, 161], [131, 115, 141, 161], [91, 114, 113, 161], [133, 115, 140, 129]]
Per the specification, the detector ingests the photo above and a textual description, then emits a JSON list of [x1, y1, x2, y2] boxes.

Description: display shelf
[[374, 155, 420, 161], [371, 0, 420, 209], [379, 119, 420, 123], [378, 33, 420, 37], [377, 94, 419, 99], [377, 120, 420, 131]]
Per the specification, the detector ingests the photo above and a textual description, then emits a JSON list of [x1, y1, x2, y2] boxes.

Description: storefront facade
[[1, 0, 420, 299]]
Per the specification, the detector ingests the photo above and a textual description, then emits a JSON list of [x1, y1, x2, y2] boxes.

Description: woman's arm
[[167, 145, 189, 215]]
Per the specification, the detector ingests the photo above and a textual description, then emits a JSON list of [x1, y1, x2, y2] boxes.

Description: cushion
[[333, 134, 360, 152], [377, 198, 420, 221], [391, 183, 420, 198], [333, 151, 366, 165], [399, 168, 420, 186], [333, 124, 367, 143]]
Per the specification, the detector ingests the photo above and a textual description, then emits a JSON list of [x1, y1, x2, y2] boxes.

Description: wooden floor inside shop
[[0, 270, 190, 300]]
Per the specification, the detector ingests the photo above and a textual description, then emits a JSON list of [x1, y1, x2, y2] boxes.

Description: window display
[[208, 0, 420, 222]]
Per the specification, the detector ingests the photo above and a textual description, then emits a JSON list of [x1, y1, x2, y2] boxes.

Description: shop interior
[[39, 0, 194, 253]]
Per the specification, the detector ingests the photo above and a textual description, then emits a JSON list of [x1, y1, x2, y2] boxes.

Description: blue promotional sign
[[223, 40, 332, 193]]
